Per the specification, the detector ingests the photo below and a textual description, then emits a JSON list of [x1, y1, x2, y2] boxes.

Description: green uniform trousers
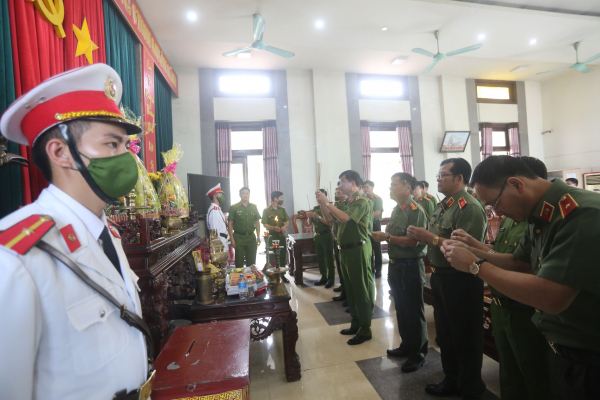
[[340, 241, 374, 337], [431, 271, 486, 397], [267, 234, 287, 267], [314, 233, 335, 284], [388, 258, 428, 362], [233, 232, 257, 268], [490, 303, 552, 400], [547, 347, 600, 400]]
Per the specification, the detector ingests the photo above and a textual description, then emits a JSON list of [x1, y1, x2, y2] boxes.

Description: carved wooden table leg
[[293, 245, 304, 285], [282, 311, 301, 382]]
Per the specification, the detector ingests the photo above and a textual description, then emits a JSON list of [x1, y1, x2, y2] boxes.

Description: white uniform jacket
[[206, 203, 229, 251], [0, 186, 147, 400]]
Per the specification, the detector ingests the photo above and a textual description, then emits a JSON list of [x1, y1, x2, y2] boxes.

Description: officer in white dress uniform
[[0, 64, 151, 400], [206, 183, 229, 251]]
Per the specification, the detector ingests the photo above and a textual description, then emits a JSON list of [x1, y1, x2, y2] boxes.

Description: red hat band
[[208, 188, 223, 198]]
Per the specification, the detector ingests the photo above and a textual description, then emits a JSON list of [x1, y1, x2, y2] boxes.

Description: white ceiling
[[137, 0, 600, 81]]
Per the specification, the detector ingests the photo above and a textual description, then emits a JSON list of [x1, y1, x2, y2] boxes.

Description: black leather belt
[[430, 266, 461, 274], [491, 295, 533, 311], [234, 231, 253, 236], [220, 232, 228, 239], [546, 338, 600, 367], [389, 256, 424, 264], [338, 240, 366, 250]]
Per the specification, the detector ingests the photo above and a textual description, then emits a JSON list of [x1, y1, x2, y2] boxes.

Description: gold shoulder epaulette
[[559, 194, 578, 218], [0, 215, 55, 255]]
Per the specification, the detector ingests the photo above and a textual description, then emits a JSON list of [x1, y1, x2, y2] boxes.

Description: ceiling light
[[511, 65, 529, 73], [315, 20, 324, 29], [186, 11, 197, 21], [381, 27, 388, 31], [478, 34, 485, 40], [237, 52, 251, 59], [391, 56, 407, 66], [529, 38, 537, 45]]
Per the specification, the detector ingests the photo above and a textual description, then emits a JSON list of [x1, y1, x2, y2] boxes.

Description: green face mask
[[79, 151, 139, 199], [218, 194, 226, 204], [278, 199, 284, 206]]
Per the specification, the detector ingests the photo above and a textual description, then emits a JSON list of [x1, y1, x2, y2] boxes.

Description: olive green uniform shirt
[[387, 198, 427, 259], [366, 196, 374, 231], [513, 180, 600, 352], [228, 202, 261, 234], [261, 205, 290, 236], [490, 217, 527, 299], [311, 206, 330, 233], [416, 195, 435, 220], [366, 194, 384, 222], [338, 192, 371, 245], [332, 200, 348, 238], [427, 188, 487, 268], [467, 188, 485, 207]]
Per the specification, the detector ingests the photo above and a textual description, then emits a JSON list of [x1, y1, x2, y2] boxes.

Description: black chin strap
[[58, 123, 120, 206]]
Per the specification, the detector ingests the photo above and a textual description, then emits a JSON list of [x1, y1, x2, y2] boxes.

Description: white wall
[[439, 76, 474, 167], [358, 99, 411, 122], [213, 98, 276, 121], [171, 67, 202, 185], [477, 103, 518, 123], [525, 81, 544, 161], [541, 69, 600, 171], [419, 76, 445, 198], [287, 70, 318, 213]]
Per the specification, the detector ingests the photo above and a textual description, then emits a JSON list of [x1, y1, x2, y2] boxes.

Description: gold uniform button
[[513, 222, 518, 226], [68, 234, 76, 242], [536, 229, 541, 234], [504, 241, 508, 244], [514, 242, 517, 246]]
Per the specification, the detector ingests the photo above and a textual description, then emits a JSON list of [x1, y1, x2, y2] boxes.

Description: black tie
[[100, 227, 122, 277]]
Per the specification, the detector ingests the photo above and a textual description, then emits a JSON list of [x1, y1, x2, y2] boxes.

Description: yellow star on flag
[[73, 18, 99, 65]]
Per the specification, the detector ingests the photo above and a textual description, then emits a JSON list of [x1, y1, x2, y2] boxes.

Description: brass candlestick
[[265, 241, 289, 297]]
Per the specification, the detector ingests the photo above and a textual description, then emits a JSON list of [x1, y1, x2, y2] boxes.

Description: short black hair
[[550, 178, 557, 183], [339, 170, 363, 187], [518, 156, 548, 180], [414, 181, 424, 190], [441, 158, 471, 185], [318, 188, 328, 197], [363, 180, 374, 187], [421, 181, 429, 189], [392, 172, 418, 191], [31, 120, 90, 182], [470, 156, 539, 188], [271, 190, 283, 201], [239, 187, 250, 194], [566, 178, 578, 186]]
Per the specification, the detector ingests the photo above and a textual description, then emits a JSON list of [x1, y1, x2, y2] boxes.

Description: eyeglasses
[[492, 181, 507, 210], [436, 173, 457, 180]]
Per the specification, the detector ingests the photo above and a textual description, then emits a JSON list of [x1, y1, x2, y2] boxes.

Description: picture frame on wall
[[439, 131, 470, 153]]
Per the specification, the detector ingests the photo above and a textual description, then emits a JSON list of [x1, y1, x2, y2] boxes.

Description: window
[[229, 124, 267, 211], [369, 123, 403, 219], [219, 75, 270, 95], [479, 123, 510, 157], [475, 80, 517, 104]]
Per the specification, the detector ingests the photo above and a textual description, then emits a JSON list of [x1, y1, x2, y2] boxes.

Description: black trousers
[[334, 239, 345, 296], [388, 258, 428, 362], [431, 270, 486, 397], [548, 346, 600, 400], [370, 220, 382, 275]]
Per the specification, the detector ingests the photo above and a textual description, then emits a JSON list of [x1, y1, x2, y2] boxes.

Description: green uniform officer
[[306, 190, 335, 287], [364, 181, 384, 278], [373, 173, 429, 373], [413, 181, 435, 219], [407, 158, 487, 399], [261, 191, 290, 269], [468, 187, 485, 207], [332, 186, 348, 301], [318, 170, 374, 345], [447, 156, 600, 400], [228, 187, 261, 269]]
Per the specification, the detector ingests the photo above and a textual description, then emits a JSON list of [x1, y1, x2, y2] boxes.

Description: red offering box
[[152, 320, 251, 400]]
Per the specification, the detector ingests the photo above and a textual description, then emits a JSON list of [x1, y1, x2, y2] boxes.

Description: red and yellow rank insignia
[[458, 197, 467, 209], [60, 225, 81, 253], [419, 197, 423, 202], [0, 215, 54, 255], [108, 224, 121, 239], [409, 202, 418, 211], [540, 201, 555, 222], [472, 192, 478, 199], [446, 197, 455, 208], [402, 203, 409, 211], [559, 194, 578, 218]]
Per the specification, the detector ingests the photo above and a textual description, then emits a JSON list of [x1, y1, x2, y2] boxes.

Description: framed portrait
[[439, 131, 470, 153]]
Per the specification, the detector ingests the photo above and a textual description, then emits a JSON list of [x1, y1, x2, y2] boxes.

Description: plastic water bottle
[[238, 273, 248, 300], [246, 273, 255, 298]]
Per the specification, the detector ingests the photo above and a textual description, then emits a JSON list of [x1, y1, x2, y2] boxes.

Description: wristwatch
[[325, 202, 331, 207], [387, 233, 391, 242], [432, 236, 440, 246], [470, 258, 487, 275]]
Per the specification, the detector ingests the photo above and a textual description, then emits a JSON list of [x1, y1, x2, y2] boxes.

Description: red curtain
[[480, 123, 493, 160], [262, 121, 279, 205], [216, 121, 231, 177], [508, 123, 520, 157], [397, 121, 413, 175], [8, 0, 106, 204], [361, 121, 371, 180]]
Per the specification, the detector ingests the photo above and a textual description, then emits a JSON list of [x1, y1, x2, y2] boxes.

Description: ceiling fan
[[537, 42, 600, 75], [412, 31, 483, 73], [222, 14, 295, 59]]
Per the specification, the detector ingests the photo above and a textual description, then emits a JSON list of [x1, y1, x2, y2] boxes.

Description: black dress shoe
[[386, 347, 410, 357], [314, 278, 328, 286], [342, 301, 349, 307], [401, 358, 426, 373], [325, 281, 334, 289], [340, 327, 358, 335], [347, 334, 372, 345], [345, 308, 350, 313], [374, 273, 382, 278], [333, 285, 343, 293], [281, 276, 290, 283], [425, 380, 461, 397], [332, 295, 346, 301]]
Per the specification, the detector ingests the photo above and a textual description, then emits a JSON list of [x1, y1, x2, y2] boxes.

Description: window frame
[[479, 123, 511, 154], [475, 80, 517, 104]]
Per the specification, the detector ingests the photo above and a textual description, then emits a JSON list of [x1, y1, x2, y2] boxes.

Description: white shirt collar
[[47, 184, 107, 241]]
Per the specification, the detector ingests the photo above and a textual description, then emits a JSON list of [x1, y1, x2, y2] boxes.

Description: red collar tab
[[419, 197, 423, 201], [0, 215, 54, 255], [402, 203, 408, 211], [409, 202, 418, 211], [540, 202, 555, 223], [108, 225, 121, 239], [458, 197, 467, 209], [446, 197, 455, 208], [558, 194, 578, 219], [60, 224, 81, 253]]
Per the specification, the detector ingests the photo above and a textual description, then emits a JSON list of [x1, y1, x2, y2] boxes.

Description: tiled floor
[[249, 250, 501, 399]]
